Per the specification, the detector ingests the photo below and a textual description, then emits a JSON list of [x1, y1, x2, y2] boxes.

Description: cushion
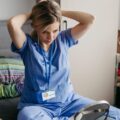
[[0, 83, 24, 99], [0, 57, 25, 84], [0, 57, 24, 98]]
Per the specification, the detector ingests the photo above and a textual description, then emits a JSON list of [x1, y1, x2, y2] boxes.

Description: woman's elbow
[[89, 15, 95, 24], [7, 18, 15, 29], [81, 15, 95, 25]]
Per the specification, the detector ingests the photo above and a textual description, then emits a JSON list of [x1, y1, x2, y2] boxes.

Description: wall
[[119, 0, 120, 30], [61, 0, 119, 104], [0, 0, 35, 20]]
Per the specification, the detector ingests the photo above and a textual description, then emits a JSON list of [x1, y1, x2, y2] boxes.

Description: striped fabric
[[0, 58, 25, 84], [0, 83, 19, 98], [0, 58, 24, 98]]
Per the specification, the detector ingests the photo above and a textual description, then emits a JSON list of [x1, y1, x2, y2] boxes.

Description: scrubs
[[11, 29, 120, 120]]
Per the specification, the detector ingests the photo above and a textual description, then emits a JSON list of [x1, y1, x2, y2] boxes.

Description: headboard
[[0, 20, 32, 57]]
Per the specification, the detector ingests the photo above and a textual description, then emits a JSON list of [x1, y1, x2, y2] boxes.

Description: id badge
[[42, 90, 56, 101]]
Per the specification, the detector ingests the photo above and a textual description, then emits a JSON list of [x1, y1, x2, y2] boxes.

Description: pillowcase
[[0, 83, 19, 98], [0, 57, 24, 98], [0, 57, 25, 84]]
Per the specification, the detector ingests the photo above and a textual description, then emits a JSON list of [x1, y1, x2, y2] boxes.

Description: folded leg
[[60, 95, 120, 120], [17, 105, 53, 120]]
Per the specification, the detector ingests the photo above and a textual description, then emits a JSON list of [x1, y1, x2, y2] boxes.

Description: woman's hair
[[30, 0, 61, 39]]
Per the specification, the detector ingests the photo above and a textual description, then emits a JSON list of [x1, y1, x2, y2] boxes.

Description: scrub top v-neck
[[11, 29, 79, 110]]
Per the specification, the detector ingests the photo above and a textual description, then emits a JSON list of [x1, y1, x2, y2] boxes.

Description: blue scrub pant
[[17, 96, 120, 120]]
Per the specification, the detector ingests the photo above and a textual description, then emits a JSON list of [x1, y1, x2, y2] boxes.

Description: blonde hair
[[30, 0, 61, 39]]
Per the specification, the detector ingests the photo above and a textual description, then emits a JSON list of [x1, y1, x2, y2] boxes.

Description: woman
[[7, 0, 120, 120]]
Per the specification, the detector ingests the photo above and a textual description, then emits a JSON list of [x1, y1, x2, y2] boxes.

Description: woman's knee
[[17, 106, 52, 120]]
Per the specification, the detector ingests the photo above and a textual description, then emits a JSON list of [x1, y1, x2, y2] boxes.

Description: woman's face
[[35, 21, 60, 45]]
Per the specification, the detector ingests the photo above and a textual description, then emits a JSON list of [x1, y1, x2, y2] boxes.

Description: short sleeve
[[11, 34, 29, 55], [59, 28, 78, 48]]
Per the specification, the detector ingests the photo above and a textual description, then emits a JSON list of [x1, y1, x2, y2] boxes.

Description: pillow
[[0, 83, 19, 98], [0, 57, 24, 98], [0, 57, 25, 84]]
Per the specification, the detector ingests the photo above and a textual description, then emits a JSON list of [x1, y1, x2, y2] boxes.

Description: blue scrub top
[[11, 29, 79, 110]]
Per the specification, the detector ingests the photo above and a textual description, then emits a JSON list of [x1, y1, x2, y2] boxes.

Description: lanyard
[[36, 37, 56, 82], [41, 42, 54, 81]]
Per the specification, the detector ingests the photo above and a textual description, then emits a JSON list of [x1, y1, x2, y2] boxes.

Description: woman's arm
[[62, 11, 94, 40], [7, 13, 31, 49], [36, 0, 46, 3]]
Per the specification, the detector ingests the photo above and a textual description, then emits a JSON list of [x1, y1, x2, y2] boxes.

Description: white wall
[[0, 0, 35, 20], [119, 0, 120, 30], [61, 0, 119, 104]]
